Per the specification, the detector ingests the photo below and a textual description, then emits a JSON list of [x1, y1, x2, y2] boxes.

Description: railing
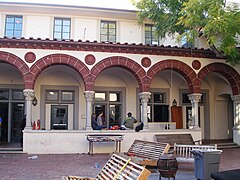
[[148, 122, 176, 130]]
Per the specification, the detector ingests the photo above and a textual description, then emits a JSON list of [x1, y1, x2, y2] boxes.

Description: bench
[[62, 153, 151, 180], [155, 134, 201, 147], [174, 143, 218, 162], [123, 140, 170, 167]]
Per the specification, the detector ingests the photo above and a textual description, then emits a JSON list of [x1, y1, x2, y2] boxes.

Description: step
[[0, 150, 25, 154], [0, 147, 23, 151]]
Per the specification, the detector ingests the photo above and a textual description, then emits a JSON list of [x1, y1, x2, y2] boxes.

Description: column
[[84, 91, 95, 130], [232, 95, 240, 128], [232, 95, 240, 145], [139, 92, 151, 129], [23, 89, 35, 130], [188, 93, 202, 129]]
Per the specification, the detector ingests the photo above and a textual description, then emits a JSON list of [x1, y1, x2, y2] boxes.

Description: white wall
[[73, 18, 98, 41], [119, 21, 142, 44], [23, 129, 202, 154], [25, 15, 51, 39]]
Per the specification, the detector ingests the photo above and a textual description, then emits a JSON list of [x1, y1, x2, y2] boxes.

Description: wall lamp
[[32, 96, 38, 106]]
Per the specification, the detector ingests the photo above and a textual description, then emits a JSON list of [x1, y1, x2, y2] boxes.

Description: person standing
[[0, 116, 2, 140], [96, 111, 104, 126], [123, 112, 138, 129]]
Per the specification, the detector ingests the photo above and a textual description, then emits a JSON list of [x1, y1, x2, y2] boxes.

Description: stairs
[[203, 139, 240, 149], [0, 142, 24, 154], [216, 142, 240, 149]]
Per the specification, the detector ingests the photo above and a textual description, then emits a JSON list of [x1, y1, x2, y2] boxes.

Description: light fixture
[[32, 96, 38, 106], [172, 99, 177, 106]]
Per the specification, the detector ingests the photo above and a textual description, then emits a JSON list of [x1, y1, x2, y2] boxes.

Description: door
[[11, 102, 24, 142], [51, 105, 68, 130], [0, 102, 8, 142]]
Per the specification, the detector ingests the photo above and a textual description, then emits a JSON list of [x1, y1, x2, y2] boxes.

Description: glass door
[[11, 102, 24, 142], [51, 105, 68, 130]]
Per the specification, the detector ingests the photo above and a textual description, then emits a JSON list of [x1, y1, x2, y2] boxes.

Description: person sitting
[[123, 112, 138, 129], [91, 113, 106, 130]]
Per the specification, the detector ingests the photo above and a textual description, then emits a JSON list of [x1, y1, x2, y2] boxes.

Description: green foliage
[[132, 0, 240, 65]]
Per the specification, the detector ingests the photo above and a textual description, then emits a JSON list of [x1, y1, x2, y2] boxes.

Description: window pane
[[54, 32, 61, 39], [100, 22, 108, 28], [0, 90, 9, 100], [12, 90, 24, 100], [63, 19, 70, 26], [6, 23, 14, 29], [100, 28, 107, 35], [109, 23, 116, 28], [46, 91, 58, 101], [14, 30, 22, 37], [5, 30, 13, 37], [54, 25, 61, 32], [15, 23, 22, 30], [54, 19, 62, 26], [154, 93, 164, 103], [109, 28, 115, 35], [109, 93, 120, 102], [63, 26, 70, 32], [109, 36, 116, 42], [109, 104, 121, 126], [6, 17, 14, 23], [62, 91, 73, 101], [95, 93, 105, 101], [100, 35, 107, 42], [62, 33, 70, 39]]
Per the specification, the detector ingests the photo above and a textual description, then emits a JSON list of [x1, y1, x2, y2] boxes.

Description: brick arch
[[28, 54, 90, 89], [0, 51, 29, 88], [198, 63, 240, 95], [90, 56, 147, 91], [147, 59, 197, 93]]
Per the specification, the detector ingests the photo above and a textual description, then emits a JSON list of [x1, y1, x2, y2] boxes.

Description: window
[[5, 15, 23, 38], [53, 18, 71, 40], [46, 90, 74, 102], [100, 21, 116, 42], [12, 90, 24, 100], [94, 91, 122, 128], [145, 24, 159, 45], [0, 89, 9, 100], [140, 92, 168, 122]]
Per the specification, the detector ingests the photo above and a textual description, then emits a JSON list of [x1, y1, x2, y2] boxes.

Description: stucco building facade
[[0, 2, 239, 153]]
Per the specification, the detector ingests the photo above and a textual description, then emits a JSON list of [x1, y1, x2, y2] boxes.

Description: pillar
[[231, 95, 240, 145], [139, 92, 151, 129], [188, 93, 202, 129], [23, 89, 35, 130], [84, 91, 95, 130]]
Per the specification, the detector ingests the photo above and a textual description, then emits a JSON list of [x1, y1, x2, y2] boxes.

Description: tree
[[132, 0, 240, 65]]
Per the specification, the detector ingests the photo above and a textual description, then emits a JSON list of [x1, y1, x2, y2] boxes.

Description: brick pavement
[[0, 148, 239, 180]]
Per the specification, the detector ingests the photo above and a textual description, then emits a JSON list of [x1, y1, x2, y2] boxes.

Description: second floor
[[0, 2, 210, 49]]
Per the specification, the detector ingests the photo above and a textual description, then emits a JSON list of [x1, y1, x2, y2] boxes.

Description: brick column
[[84, 91, 95, 130], [23, 89, 35, 130], [139, 92, 151, 129]]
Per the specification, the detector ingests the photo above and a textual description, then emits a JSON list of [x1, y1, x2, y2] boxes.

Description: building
[[0, 2, 239, 154]]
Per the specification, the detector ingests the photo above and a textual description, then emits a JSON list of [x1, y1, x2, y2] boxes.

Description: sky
[[0, 0, 137, 10], [0, 0, 239, 10]]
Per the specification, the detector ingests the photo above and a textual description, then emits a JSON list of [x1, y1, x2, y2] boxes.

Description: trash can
[[191, 149, 222, 180]]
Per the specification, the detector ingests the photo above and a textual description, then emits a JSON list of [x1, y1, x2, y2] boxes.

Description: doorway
[[0, 102, 8, 142]]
